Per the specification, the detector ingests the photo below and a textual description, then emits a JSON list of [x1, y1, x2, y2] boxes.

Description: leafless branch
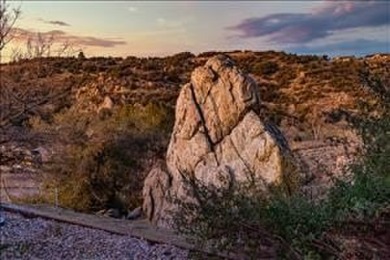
[[0, 0, 21, 53]]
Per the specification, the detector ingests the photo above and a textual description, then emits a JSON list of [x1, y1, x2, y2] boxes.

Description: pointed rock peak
[[143, 54, 295, 228], [205, 54, 235, 72]]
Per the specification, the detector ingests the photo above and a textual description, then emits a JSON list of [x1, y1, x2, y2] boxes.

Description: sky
[[3, 0, 389, 61]]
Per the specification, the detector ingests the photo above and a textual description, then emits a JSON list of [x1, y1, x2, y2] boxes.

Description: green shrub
[[252, 61, 279, 76], [39, 103, 174, 212]]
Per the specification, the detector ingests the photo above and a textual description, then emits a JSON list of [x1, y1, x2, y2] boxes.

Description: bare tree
[[0, 2, 81, 134], [0, 0, 21, 59], [10, 32, 82, 62], [0, 0, 28, 142], [26, 32, 55, 58], [56, 39, 81, 57]]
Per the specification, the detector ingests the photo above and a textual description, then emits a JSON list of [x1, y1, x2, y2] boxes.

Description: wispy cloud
[[11, 28, 127, 48], [156, 17, 187, 29], [128, 6, 138, 13], [38, 18, 70, 27], [228, 0, 389, 44]]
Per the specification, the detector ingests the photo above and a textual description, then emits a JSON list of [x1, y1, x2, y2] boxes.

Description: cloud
[[10, 28, 127, 48], [228, 0, 389, 44], [288, 39, 389, 56], [46, 20, 70, 27], [38, 18, 70, 27], [70, 36, 127, 48], [157, 18, 166, 25], [128, 6, 138, 12], [156, 17, 186, 29]]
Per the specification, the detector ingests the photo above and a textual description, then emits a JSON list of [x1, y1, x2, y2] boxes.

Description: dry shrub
[[33, 103, 174, 212]]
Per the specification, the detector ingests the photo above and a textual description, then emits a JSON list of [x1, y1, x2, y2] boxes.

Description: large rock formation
[[143, 55, 293, 227]]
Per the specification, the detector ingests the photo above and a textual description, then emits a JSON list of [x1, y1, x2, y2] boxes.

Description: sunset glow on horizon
[[3, 0, 389, 61]]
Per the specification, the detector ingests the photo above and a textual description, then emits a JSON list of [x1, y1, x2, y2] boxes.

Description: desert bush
[[197, 51, 219, 58], [251, 61, 279, 76], [165, 52, 194, 66], [38, 103, 174, 212], [297, 55, 321, 64]]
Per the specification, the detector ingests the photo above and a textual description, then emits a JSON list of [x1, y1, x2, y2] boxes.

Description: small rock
[[97, 96, 114, 113], [105, 208, 121, 218], [0, 165, 12, 173], [127, 207, 142, 220], [31, 147, 50, 163], [96, 209, 107, 216]]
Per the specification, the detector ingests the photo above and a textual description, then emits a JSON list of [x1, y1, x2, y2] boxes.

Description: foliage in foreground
[[172, 82, 390, 258]]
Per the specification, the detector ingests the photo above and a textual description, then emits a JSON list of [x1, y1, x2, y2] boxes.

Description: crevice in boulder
[[147, 189, 155, 222], [207, 91, 224, 140], [264, 122, 290, 151], [189, 82, 219, 166], [227, 80, 236, 104], [227, 135, 254, 177], [211, 108, 253, 148]]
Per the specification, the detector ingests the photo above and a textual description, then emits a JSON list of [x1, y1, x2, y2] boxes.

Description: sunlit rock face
[[143, 55, 291, 227]]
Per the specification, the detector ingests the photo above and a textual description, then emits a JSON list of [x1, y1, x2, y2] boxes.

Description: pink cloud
[[228, 0, 388, 44], [10, 28, 127, 48]]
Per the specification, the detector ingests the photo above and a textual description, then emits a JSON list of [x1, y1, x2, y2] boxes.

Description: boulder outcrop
[[143, 55, 293, 227]]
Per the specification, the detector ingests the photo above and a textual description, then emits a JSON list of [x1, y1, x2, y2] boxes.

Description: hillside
[[1, 51, 389, 259], [2, 51, 388, 135], [0, 51, 389, 209]]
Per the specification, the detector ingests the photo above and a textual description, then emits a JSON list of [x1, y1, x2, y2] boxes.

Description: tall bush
[[37, 103, 174, 212]]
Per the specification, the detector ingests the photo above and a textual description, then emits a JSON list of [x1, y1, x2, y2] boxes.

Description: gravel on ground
[[0, 211, 189, 260]]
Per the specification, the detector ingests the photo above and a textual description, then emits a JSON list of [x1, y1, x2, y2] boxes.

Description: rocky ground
[[0, 211, 188, 260]]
